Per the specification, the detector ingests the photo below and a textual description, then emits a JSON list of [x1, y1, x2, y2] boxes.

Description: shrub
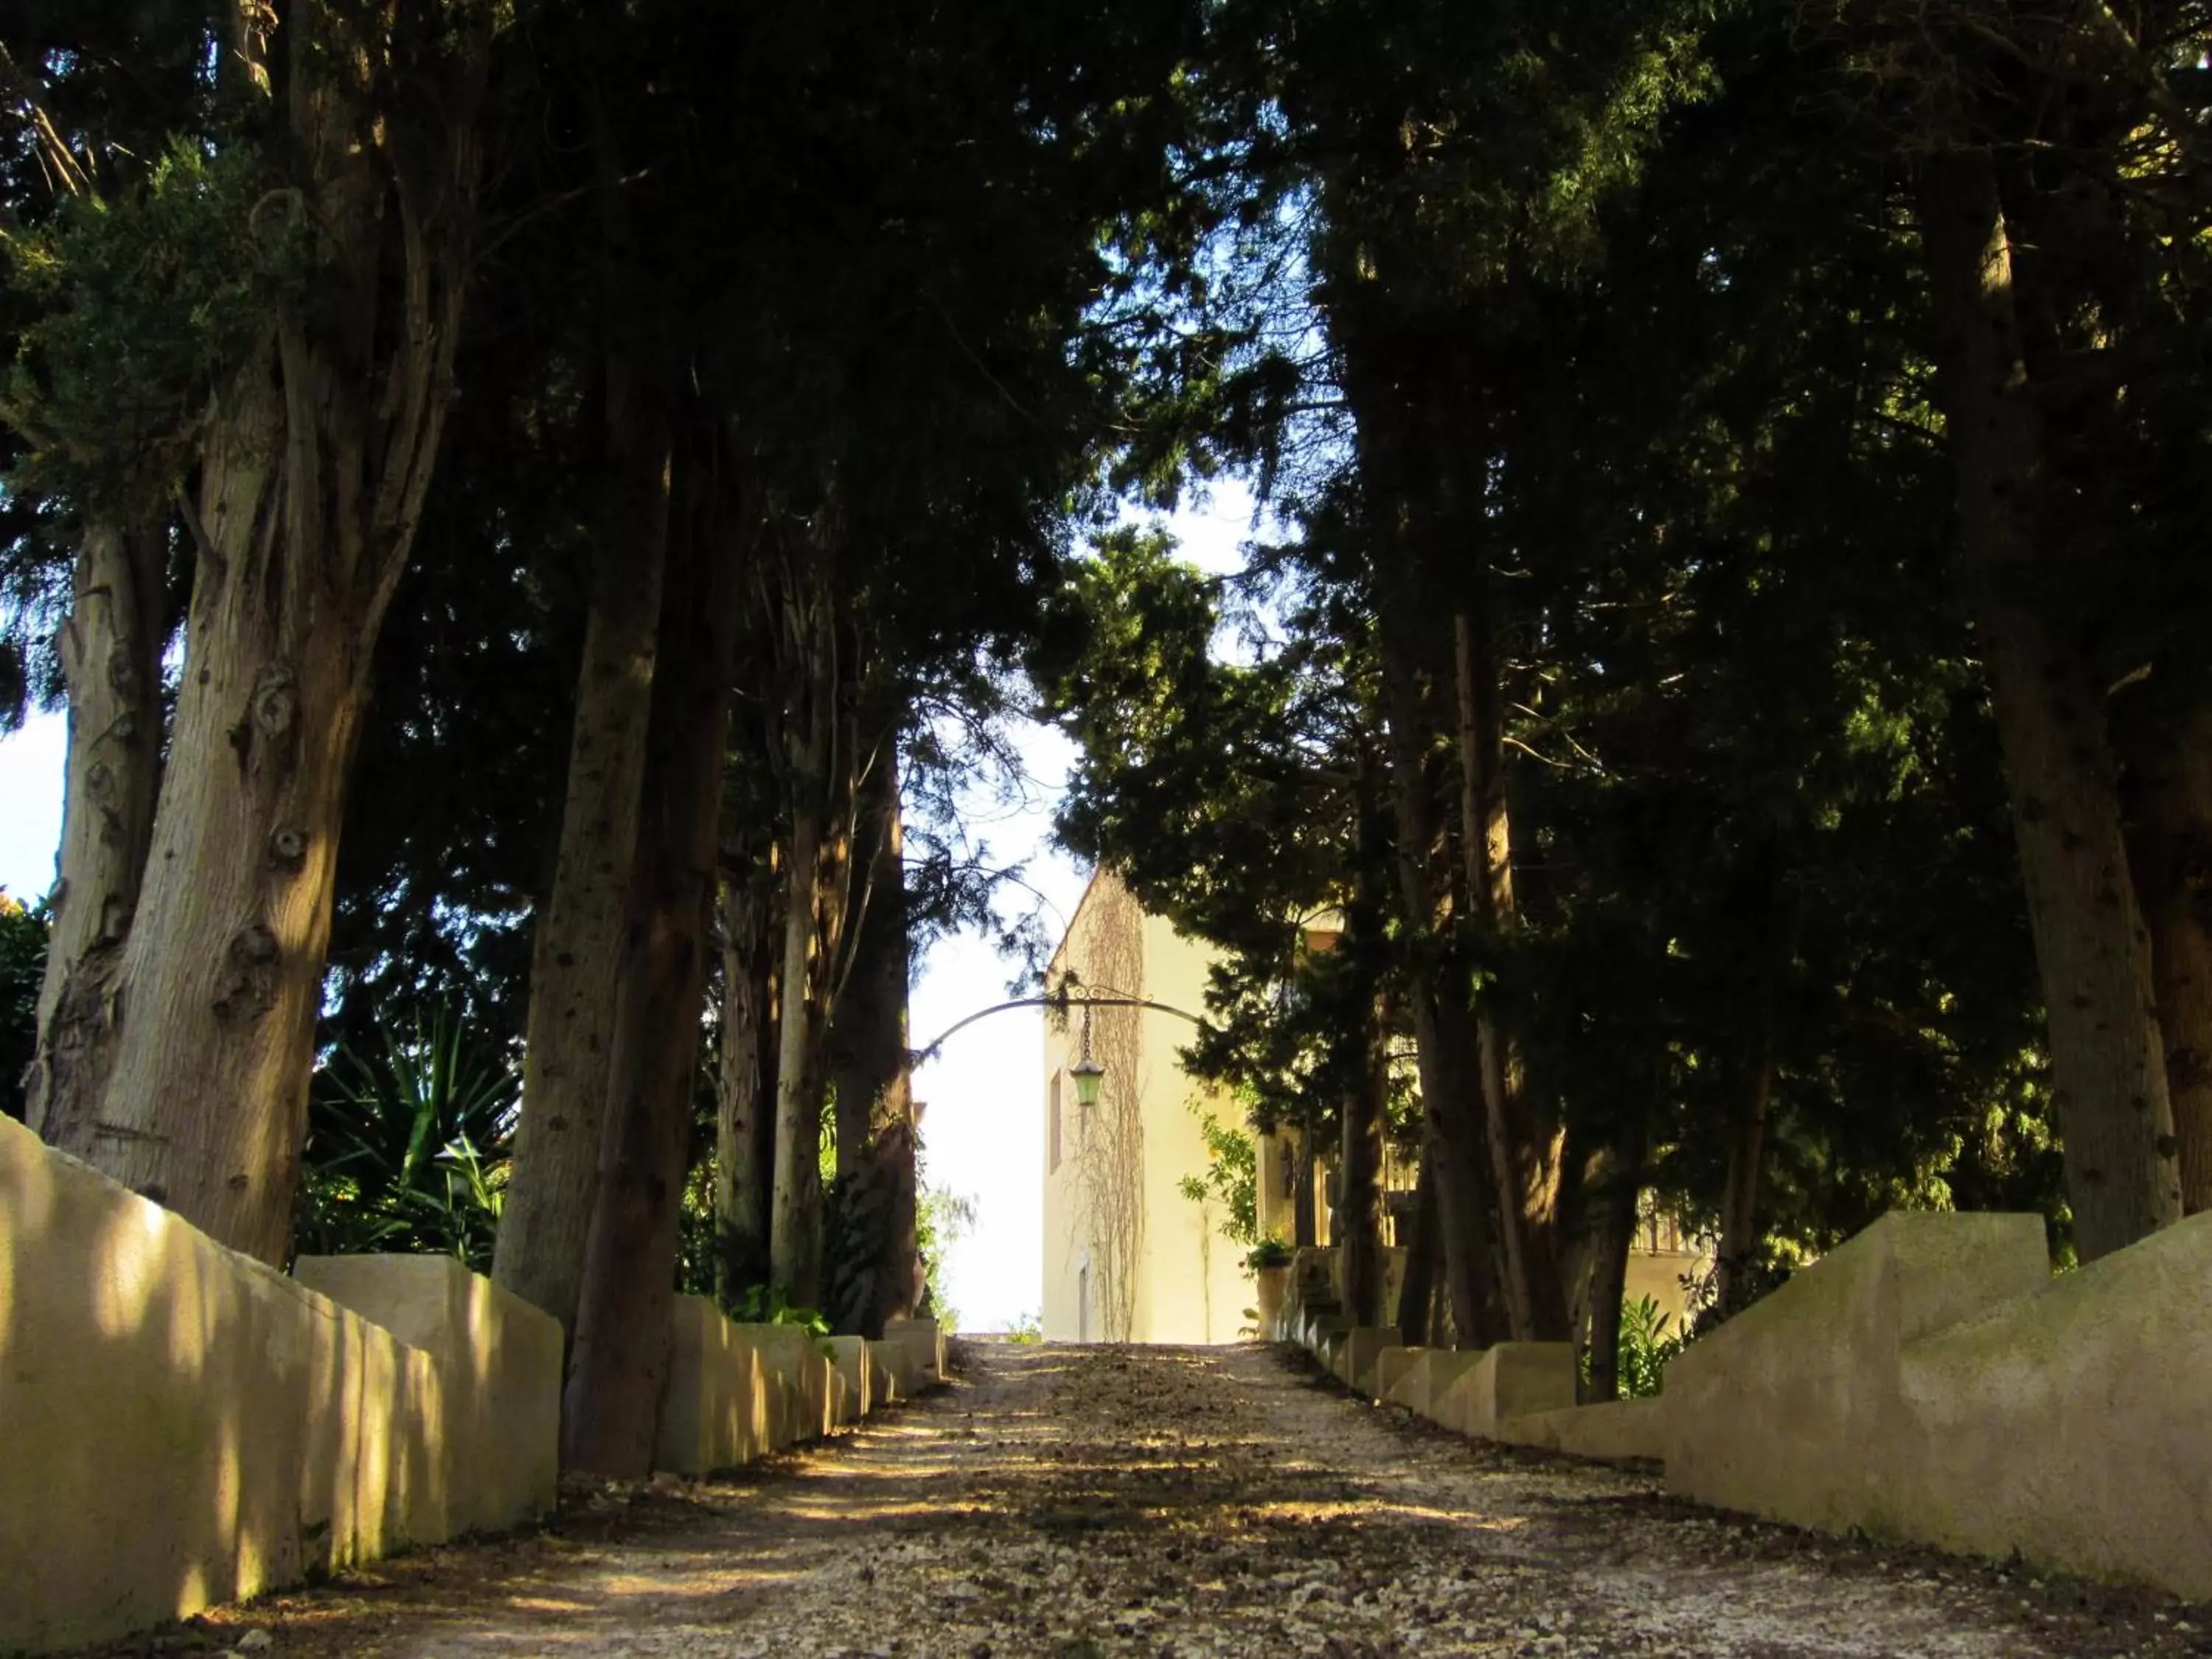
[[1616, 1295, 1684, 1398], [293, 1006, 515, 1270], [0, 894, 45, 1121]]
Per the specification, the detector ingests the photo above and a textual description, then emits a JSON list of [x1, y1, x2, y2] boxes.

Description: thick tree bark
[[1450, 609, 1569, 1341], [2121, 703, 2212, 1214], [823, 759, 919, 1335], [562, 417, 740, 1478], [1336, 989, 1388, 1329], [769, 793, 826, 1301], [1336, 749, 1394, 1330], [494, 352, 670, 1335], [1713, 1046, 1773, 1316], [1378, 622, 1506, 1349], [43, 6, 489, 1259], [1292, 1110, 1318, 1248], [27, 515, 166, 1132], [1397, 1149, 1441, 1346], [1582, 1116, 1649, 1403], [827, 755, 900, 1184], [713, 857, 779, 1299], [1919, 148, 2182, 1259]]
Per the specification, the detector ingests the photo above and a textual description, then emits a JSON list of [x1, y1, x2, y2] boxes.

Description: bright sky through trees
[[0, 487, 1259, 1332]]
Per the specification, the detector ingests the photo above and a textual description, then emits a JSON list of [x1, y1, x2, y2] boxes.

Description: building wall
[[1041, 872, 1148, 1342], [1133, 910, 1256, 1343], [1041, 871, 1253, 1343], [1623, 1248, 1706, 1334]]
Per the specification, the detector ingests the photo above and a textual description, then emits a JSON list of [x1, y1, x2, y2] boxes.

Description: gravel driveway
[[136, 1340, 2202, 1658]]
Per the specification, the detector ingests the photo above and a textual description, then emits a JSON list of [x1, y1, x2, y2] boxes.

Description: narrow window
[[1048, 1070, 1062, 1172]]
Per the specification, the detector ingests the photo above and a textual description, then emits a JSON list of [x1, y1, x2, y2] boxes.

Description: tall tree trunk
[[1397, 1153, 1441, 1346], [770, 794, 826, 1301], [1451, 609, 1568, 1340], [1292, 1107, 1318, 1248], [1336, 746, 1394, 1329], [1336, 988, 1388, 1328], [1582, 1116, 1649, 1404], [714, 855, 779, 1299], [1713, 1045, 1773, 1317], [823, 754, 919, 1335], [27, 515, 166, 1132], [494, 350, 670, 1335], [1378, 622, 1506, 1348], [1340, 302, 1509, 1346], [1918, 147, 2183, 1259], [562, 413, 740, 1477], [827, 746, 898, 1184], [2121, 703, 2212, 1215], [41, 7, 490, 1259]]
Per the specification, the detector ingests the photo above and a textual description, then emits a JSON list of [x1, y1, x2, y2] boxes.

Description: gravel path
[[147, 1340, 2202, 1659]]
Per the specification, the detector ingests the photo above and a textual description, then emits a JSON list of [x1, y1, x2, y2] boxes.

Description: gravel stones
[[129, 1341, 2204, 1659]]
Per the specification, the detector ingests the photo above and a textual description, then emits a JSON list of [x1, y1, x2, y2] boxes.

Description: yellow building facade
[[1040, 871, 1253, 1343], [1040, 869, 1711, 1344]]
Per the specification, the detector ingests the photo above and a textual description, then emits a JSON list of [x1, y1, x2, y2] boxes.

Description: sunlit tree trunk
[[1451, 608, 1568, 1340], [27, 515, 166, 1132], [2121, 703, 2212, 1214], [1377, 623, 1506, 1348], [563, 414, 741, 1477], [42, 2, 492, 1262], [824, 753, 919, 1335], [769, 684, 829, 1302], [1918, 147, 2182, 1259], [494, 349, 669, 1335]]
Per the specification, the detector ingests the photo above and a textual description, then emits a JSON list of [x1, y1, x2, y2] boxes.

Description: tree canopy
[[4, 0, 2208, 1448]]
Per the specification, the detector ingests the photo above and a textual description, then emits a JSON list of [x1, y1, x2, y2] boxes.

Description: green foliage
[[293, 1008, 516, 1271], [914, 1184, 978, 1331], [1177, 1102, 1259, 1248], [0, 891, 45, 1121], [726, 1282, 832, 1339], [1245, 1235, 1293, 1270], [1, 140, 305, 505], [1615, 1297, 1685, 1400], [1005, 1310, 1043, 1345]]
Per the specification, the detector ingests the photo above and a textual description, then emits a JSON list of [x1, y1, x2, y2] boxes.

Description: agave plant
[[293, 1005, 518, 1272]]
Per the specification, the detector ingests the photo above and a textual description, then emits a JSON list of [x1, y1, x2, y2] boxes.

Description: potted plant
[[1246, 1236, 1294, 1338]]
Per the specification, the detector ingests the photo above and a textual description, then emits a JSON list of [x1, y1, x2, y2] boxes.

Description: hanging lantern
[[1070, 1005, 1105, 1107]]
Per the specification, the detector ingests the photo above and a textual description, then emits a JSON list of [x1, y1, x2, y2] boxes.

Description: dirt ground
[[90, 1340, 2208, 1658]]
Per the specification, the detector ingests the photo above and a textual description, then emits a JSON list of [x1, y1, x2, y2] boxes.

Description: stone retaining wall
[[1307, 1206, 2212, 1602], [0, 1113, 953, 1654]]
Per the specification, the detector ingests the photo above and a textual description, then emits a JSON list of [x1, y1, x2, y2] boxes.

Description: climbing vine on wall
[[1063, 873, 1147, 1341]]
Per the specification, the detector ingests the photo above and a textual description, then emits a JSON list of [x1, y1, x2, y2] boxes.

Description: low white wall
[[0, 1107, 950, 1654], [0, 1116, 556, 1655], [655, 1295, 773, 1474], [294, 1253, 560, 1535], [883, 1316, 946, 1387], [1663, 1210, 2212, 1600], [1311, 1206, 2212, 1602]]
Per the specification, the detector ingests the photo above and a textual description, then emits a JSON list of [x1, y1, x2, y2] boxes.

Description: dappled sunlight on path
[[125, 1342, 2199, 1658]]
